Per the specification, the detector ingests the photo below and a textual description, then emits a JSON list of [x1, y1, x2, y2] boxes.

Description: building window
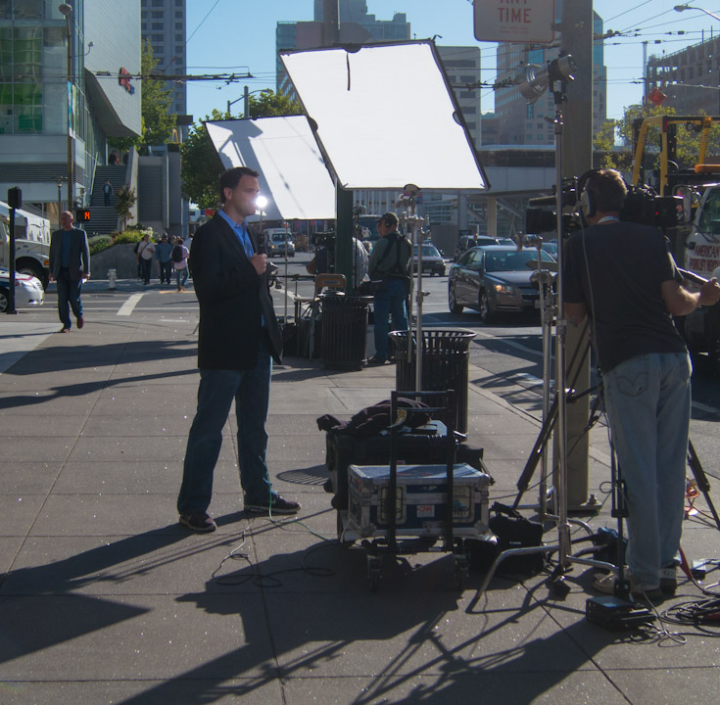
[[152, 34, 164, 43], [175, 34, 183, 42], [152, 23, 163, 30], [152, 11, 163, 19], [175, 11, 182, 18]]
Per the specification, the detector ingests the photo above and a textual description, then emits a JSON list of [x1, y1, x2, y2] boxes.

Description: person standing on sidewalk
[[49, 211, 90, 333], [155, 233, 173, 285], [137, 233, 155, 285], [564, 168, 720, 601], [366, 212, 411, 365], [177, 166, 300, 532]]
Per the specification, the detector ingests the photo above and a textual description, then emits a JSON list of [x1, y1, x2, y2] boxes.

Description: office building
[[140, 0, 186, 123], [493, 8, 607, 145], [0, 0, 141, 220], [646, 35, 720, 115]]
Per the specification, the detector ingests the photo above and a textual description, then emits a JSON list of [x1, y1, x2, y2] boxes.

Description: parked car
[[266, 232, 295, 258], [447, 246, 555, 322], [413, 242, 446, 276], [454, 235, 500, 261], [0, 268, 45, 312]]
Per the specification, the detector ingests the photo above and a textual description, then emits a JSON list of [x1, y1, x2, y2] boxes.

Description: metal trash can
[[391, 329, 476, 433], [321, 295, 371, 370]]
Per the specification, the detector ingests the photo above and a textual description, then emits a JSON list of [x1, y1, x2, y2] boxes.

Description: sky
[[184, 1, 720, 123]]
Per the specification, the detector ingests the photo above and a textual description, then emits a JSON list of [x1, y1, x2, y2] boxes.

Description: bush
[[115, 228, 155, 244], [88, 235, 113, 256]]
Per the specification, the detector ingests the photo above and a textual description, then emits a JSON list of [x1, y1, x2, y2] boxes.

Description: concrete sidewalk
[[1, 316, 719, 704]]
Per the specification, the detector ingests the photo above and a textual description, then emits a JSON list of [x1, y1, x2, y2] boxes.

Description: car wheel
[[479, 290, 494, 323], [0, 286, 8, 313], [448, 285, 463, 314]]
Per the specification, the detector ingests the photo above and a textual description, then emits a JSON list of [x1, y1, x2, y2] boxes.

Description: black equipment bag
[[467, 502, 545, 576]]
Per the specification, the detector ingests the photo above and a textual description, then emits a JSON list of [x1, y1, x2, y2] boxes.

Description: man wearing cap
[[367, 212, 411, 365]]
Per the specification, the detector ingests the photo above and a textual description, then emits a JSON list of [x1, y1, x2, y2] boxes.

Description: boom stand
[[474, 76, 616, 601]]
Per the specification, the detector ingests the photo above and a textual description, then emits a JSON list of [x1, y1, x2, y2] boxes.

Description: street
[[11, 248, 720, 485]]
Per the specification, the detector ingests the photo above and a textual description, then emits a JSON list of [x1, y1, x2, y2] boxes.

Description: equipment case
[[345, 463, 491, 542]]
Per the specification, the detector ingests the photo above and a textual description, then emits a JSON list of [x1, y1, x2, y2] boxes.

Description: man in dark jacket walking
[[48, 211, 90, 332], [177, 166, 299, 532]]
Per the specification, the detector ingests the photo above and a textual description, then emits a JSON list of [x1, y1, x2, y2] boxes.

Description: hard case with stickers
[[345, 463, 491, 541]]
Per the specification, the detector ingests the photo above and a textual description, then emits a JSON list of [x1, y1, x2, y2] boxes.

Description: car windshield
[[484, 249, 554, 272], [415, 245, 441, 258]]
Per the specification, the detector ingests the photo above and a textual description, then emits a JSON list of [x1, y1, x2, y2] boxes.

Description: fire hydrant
[[108, 268, 117, 290]]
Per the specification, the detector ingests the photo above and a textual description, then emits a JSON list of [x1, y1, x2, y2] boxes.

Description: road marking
[[117, 293, 144, 316]]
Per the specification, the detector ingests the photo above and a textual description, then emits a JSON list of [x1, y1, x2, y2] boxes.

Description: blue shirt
[[218, 209, 254, 258], [217, 209, 265, 327], [60, 230, 72, 267]]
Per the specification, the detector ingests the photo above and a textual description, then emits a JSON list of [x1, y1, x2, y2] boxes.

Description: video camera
[[525, 176, 682, 237], [311, 230, 336, 249]]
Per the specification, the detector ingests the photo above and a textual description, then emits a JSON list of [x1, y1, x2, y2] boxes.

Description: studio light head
[[517, 53, 576, 103]]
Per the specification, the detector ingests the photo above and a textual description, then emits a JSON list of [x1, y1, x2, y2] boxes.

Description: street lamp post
[[58, 3, 73, 210], [674, 4, 720, 22]]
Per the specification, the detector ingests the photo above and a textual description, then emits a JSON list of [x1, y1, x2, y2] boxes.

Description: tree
[[114, 184, 137, 232], [181, 91, 302, 209], [109, 40, 176, 156]]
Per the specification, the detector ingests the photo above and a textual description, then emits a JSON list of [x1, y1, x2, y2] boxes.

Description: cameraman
[[367, 212, 411, 365], [564, 168, 720, 601]]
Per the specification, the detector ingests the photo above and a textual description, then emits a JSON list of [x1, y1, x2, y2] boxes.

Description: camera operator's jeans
[[602, 352, 691, 587], [373, 278, 408, 362]]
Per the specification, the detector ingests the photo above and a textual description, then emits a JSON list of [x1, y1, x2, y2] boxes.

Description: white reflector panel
[[205, 116, 337, 221]]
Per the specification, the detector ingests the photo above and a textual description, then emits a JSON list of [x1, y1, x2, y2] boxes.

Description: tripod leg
[[513, 395, 558, 510], [687, 440, 720, 531]]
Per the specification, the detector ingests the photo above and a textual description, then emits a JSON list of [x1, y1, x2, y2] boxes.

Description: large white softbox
[[205, 116, 337, 221], [280, 40, 488, 191]]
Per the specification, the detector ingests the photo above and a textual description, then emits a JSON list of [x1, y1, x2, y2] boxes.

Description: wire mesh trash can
[[391, 329, 476, 433], [321, 295, 372, 370]]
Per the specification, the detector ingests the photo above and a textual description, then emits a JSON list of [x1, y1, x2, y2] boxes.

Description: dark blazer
[[190, 212, 283, 370], [49, 227, 90, 281]]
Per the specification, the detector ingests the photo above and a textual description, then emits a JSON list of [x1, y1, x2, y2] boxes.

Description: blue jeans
[[177, 338, 274, 514], [159, 260, 172, 283], [373, 278, 408, 361], [56, 268, 83, 329], [175, 267, 188, 289], [603, 352, 692, 587]]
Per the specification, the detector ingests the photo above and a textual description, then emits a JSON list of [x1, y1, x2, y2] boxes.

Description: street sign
[[473, 0, 556, 44]]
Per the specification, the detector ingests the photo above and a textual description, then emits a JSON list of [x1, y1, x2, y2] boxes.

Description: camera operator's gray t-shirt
[[564, 221, 687, 373]]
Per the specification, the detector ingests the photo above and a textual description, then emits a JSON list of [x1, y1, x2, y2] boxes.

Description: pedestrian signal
[[76, 208, 91, 222]]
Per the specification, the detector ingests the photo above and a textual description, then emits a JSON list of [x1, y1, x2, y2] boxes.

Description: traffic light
[[76, 208, 91, 223]]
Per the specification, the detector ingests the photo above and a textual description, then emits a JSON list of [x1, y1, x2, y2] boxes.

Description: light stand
[[474, 56, 617, 600], [397, 185, 425, 385]]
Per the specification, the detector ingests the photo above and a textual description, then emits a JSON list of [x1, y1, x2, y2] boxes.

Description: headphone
[[578, 169, 600, 220]]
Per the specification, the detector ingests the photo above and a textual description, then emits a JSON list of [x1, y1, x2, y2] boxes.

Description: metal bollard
[[108, 268, 117, 290]]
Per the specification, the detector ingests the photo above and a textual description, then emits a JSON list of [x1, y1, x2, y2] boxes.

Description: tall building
[[493, 8, 607, 145], [0, 0, 141, 218], [438, 46, 482, 150], [140, 0, 186, 122], [646, 36, 720, 115], [277, 1, 411, 96]]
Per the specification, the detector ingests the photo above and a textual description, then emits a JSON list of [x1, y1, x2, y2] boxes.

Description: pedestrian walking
[[48, 211, 90, 333]]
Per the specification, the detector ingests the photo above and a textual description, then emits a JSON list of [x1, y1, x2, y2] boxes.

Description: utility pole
[[323, 0, 353, 282], [556, 0, 593, 508]]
